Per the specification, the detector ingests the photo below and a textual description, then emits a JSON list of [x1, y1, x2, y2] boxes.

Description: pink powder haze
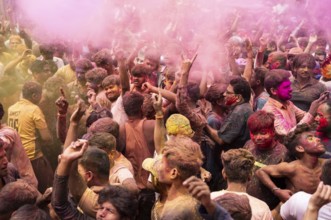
[[13, 0, 331, 73]]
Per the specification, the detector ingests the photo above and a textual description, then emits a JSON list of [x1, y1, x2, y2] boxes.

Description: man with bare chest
[[256, 127, 325, 202]]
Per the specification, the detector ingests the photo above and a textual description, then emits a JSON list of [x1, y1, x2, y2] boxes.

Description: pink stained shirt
[[262, 97, 314, 136]]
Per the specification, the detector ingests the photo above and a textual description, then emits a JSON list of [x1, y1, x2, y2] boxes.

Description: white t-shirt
[[280, 191, 331, 220], [111, 95, 128, 126], [211, 190, 273, 220]]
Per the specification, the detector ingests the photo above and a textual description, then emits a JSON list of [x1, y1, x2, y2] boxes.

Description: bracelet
[[155, 114, 164, 119], [272, 187, 280, 193], [57, 113, 66, 117]]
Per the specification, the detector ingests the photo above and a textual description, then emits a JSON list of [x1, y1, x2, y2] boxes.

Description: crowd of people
[[1, 2, 331, 219]]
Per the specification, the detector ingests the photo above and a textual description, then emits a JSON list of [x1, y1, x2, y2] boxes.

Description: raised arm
[[52, 140, 89, 220], [3, 49, 31, 74], [119, 58, 130, 95], [243, 38, 253, 82], [143, 82, 176, 103], [303, 181, 331, 220], [152, 91, 166, 154], [255, 162, 295, 202], [55, 88, 69, 143], [63, 99, 87, 148]]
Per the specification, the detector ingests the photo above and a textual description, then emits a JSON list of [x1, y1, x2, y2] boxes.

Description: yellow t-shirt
[[8, 99, 47, 160], [54, 64, 76, 84]]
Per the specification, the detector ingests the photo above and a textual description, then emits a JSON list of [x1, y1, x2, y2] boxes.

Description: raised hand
[[55, 88, 69, 115]]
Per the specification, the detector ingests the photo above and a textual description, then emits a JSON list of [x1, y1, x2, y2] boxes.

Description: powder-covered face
[[275, 80, 292, 101], [322, 63, 331, 79], [224, 84, 239, 106], [315, 103, 331, 132], [299, 132, 325, 155], [250, 128, 275, 150]]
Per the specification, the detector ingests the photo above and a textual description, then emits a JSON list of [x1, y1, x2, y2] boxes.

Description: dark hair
[[39, 44, 54, 56], [229, 77, 251, 102], [292, 53, 316, 70], [254, 67, 268, 86], [86, 109, 113, 128], [187, 82, 200, 102], [98, 185, 138, 220], [88, 117, 119, 138], [321, 159, 331, 185], [85, 68, 108, 86], [78, 147, 110, 181], [214, 193, 252, 220], [10, 204, 50, 220], [0, 102, 4, 120], [221, 149, 255, 183], [122, 92, 144, 117], [75, 58, 94, 72], [89, 132, 117, 154], [92, 49, 113, 67], [264, 69, 291, 95], [30, 60, 48, 74], [205, 83, 227, 105], [22, 81, 42, 100], [247, 111, 275, 133], [0, 181, 39, 215], [131, 64, 150, 77], [102, 75, 120, 88], [142, 94, 155, 120], [285, 124, 311, 159]]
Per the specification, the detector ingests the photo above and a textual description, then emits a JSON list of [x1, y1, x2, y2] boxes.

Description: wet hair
[[221, 149, 255, 183], [22, 81, 42, 100], [187, 82, 200, 103], [122, 92, 144, 117], [247, 110, 275, 133], [88, 132, 117, 154], [321, 159, 331, 185], [162, 136, 203, 181], [131, 64, 150, 77], [0, 180, 39, 215], [78, 147, 110, 181], [292, 53, 316, 70], [229, 77, 251, 102], [253, 67, 268, 86], [30, 60, 48, 74], [205, 83, 227, 105], [0, 102, 4, 120], [102, 75, 120, 88], [85, 68, 108, 86], [214, 193, 252, 220], [264, 69, 291, 95], [75, 58, 94, 72], [98, 185, 138, 220], [285, 124, 312, 159], [10, 204, 50, 220]]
